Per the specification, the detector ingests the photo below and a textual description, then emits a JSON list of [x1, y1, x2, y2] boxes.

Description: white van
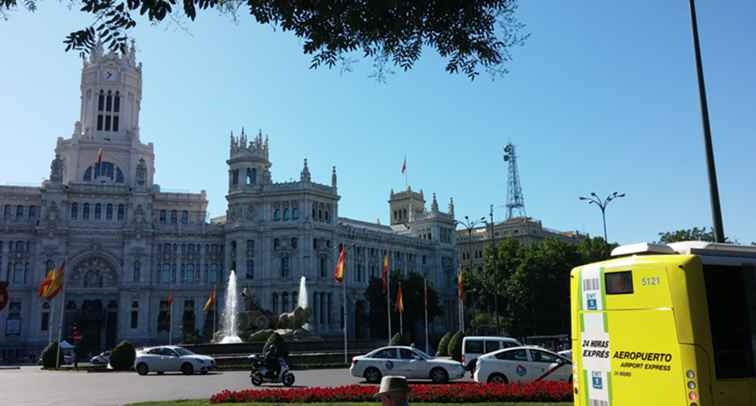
[[462, 336, 521, 371]]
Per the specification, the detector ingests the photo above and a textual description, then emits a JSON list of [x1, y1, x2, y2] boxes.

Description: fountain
[[298, 276, 311, 331], [219, 270, 242, 344]]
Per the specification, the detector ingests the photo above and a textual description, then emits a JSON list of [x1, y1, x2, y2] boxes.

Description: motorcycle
[[248, 354, 295, 387]]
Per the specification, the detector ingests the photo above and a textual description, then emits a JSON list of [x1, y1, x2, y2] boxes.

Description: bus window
[[703, 265, 756, 378], [605, 271, 633, 294]]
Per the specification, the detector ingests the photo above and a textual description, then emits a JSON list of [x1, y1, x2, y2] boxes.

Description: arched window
[[133, 260, 141, 282], [117, 204, 125, 221], [106, 204, 113, 220], [251, 168, 257, 184], [274, 209, 280, 221], [325, 210, 330, 222], [246, 168, 253, 185], [106, 90, 112, 112], [98, 90, 104, 111], [71, 203, 78, 220], [291, 237, 298, 249], [28, 206, 37, 219], [283, 208, 289, 221], [282, 293, 289, 313], [246, 259, 254, 279], [114, 91, 120, 112], [94, 203, 102, 220], [181, 210, 188, 224], [3, 205, 10, 218], [320, 256, 327, 278], [272, 293, 279, 314], [170, 210, 177, 224], [280, 256, 289, 279], [82, 203, 90, 220], [15, 205, 23, 219], [159, 210, 166, 224]]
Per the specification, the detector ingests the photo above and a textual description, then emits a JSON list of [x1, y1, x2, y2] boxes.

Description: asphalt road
[[0, 367, 369, 406]]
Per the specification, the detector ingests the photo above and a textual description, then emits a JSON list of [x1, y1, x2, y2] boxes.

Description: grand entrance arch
[[67, 257, 120, 355]]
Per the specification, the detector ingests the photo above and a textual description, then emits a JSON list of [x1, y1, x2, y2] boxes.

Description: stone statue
[[136, 158, 147, 186], [50, 154, 63, 183], [276, 307, 312, 330]]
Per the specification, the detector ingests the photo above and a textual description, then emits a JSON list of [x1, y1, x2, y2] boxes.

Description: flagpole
[[342, 269, 348, 364], [386, 250, 392, 345], [55, 264, 67, 369], [398, 282, 403, 337], [213, 294, 217, 343], [169, 291, 173, 346], [424, 278, 429, 353], [48, 299, 54, 344]]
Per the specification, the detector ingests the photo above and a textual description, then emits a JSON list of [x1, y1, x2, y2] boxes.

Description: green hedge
[[110, 341, 136, 370], [41, 342, 64, 368], [435, 332, 452, 356], [448, 331, 465, 362]]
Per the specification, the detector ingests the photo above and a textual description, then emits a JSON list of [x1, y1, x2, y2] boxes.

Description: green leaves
[[6, 0, 526, 80]]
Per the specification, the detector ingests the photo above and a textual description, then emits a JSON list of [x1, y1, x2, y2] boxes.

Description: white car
[[474, 346, 571, 384], [134, 346, 216, 375], [557, 350, 572, 361], [90, 351, 111, 365], [350, 346, 465, 384]]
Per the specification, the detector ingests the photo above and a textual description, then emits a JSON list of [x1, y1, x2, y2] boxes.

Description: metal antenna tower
[[503, 143, 527, 219]]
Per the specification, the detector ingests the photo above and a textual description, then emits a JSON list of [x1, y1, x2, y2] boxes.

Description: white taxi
[[350, 346, 465, 384], [474, 346, 571, 384], [134, 345, 216, 375]]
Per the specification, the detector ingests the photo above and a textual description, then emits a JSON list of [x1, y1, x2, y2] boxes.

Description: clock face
[[104, 70, 116, 81]]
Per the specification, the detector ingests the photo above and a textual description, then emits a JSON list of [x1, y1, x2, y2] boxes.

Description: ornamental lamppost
[[579, 192, 626, 242]]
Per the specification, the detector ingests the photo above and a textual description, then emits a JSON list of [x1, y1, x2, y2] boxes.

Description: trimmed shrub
[[109, 341, 136, 370], [262, 332, 289, 359], [448, 331, 465, 362], [390, 333, 410, 346], [248, 329, 274, 342], [41, 341, 64, 368], [435, 332, 452, 356]]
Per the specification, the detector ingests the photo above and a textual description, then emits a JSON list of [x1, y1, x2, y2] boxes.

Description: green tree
[[658, 227, 730, 243], [0, 0, 527, 80]]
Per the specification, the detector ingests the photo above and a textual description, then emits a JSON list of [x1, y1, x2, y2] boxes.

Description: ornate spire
[[301, 158, 311, 182], [448, 197, 455, 217], [431, 193, 439, 213], [331, 166, 337, 188]]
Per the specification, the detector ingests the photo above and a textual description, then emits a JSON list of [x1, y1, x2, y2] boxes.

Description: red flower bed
[[209, 382, 572, 403]]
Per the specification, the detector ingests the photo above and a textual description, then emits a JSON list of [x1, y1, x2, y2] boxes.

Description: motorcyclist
[[263, 346, 281, 378]]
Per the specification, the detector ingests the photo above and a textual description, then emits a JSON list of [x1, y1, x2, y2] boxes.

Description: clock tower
[[77, 40, 143, 143], [55, 40, 155, 187]]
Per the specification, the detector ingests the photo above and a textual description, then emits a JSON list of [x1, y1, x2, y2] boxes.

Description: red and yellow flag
[[96, 148, 104, 165], [395, 283, 404, 313], [38, 262, 65, 301], [166, 290, 174, 306], [457, 271, 464, 301], [381, 254, 389, 292], [203, 288, 216, 313], [334, 245, 346, 283]]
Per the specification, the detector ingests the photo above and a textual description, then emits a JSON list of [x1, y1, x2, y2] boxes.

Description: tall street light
[[455, 215, 485, 332], [688, 0, 725, 243], [579, 192, 626, 242], [481, 204, 499, 333]]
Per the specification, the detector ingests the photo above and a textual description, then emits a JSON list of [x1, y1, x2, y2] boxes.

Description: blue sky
[[1, 1, 754, 244]]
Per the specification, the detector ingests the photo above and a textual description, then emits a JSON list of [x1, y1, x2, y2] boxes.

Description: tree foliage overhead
[[0, 0, 527, 79]]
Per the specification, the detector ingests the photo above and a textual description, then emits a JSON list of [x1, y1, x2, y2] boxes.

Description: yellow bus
[[570, 241, 756, 406]]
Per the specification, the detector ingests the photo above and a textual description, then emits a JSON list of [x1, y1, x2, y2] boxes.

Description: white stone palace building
[[0, 45, 458, 361]]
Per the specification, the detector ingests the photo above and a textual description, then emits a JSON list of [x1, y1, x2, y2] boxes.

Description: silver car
[[350, 346, 465, 384]]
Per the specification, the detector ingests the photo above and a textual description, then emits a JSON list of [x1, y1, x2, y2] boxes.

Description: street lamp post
[[688, 0, 725, 243], [455, 215, 486, 332], [579, 192, 626, 242], [482, 205, 499, 333]]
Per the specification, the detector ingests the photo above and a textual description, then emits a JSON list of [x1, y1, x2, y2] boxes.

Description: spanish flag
[[96, 148, 104, 165], [166, 290, 174, 306], [457, 271, 464, 302], [381, 254, 389, 293], [395, 283, 404, 313], [203, 288, 216, 313], [334, 244, 346, 283], [38, 262, 65, 300]]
